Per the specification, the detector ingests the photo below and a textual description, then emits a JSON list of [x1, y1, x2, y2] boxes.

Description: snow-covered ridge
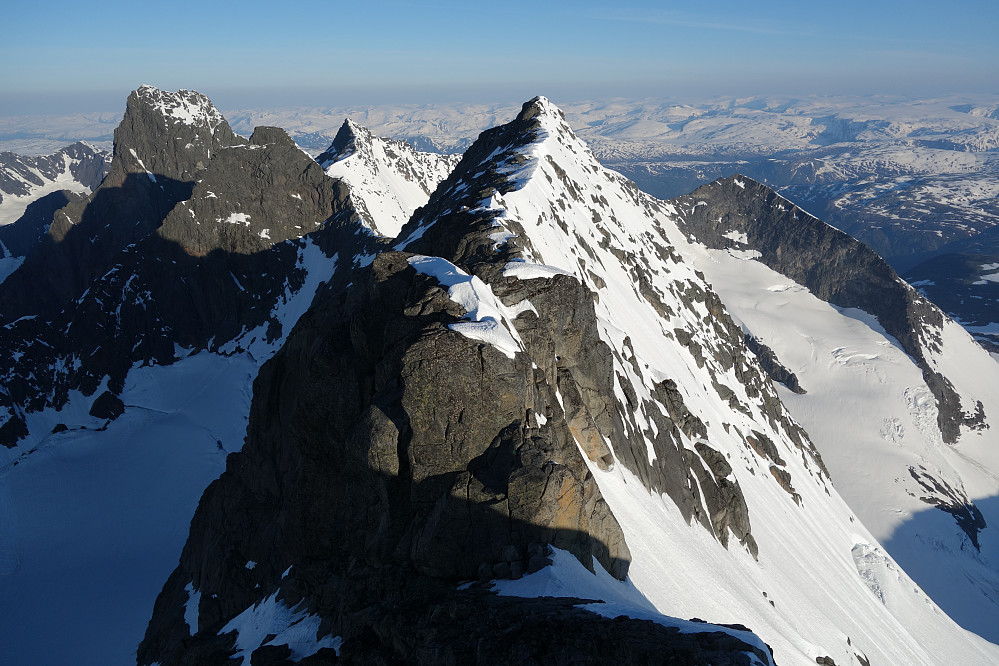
[[408, 254, 524, 359], [0, 143, 109, 226], [402, 95, 999, 664], [319, 119, 459, 238]]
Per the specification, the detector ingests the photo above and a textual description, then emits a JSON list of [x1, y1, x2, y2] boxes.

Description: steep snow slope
[[669, 180, 999, 643], [0, 239, 344, 665], [396, 97, 999, 665], [318, 119, 459, 238]]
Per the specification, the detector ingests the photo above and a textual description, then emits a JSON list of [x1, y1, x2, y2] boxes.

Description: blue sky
[[2, 0, 997, 114]]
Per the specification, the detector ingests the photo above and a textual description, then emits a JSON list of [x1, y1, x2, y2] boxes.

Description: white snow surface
[[407, 254, 524, 358], [413, 96, 999, 664], [680, 216, 999, 643], [0, 152, 94, 226], [323, 120, 459, 238], [0, 352, 256, 664], [0, 238, 340, 665], [184, 582, 201, 633], [220, 592, 340, 662], [135, 84, 227, 135]]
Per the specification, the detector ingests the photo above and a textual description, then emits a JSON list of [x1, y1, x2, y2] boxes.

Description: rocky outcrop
[[909, 465, 988, 550], [394, 99, 823, 555], [138, 247, 638, 664], [138, 98, 787, 665], [0, 87, 241, 324], [157, 126, 347, 256], [745, 334, 805, 394]]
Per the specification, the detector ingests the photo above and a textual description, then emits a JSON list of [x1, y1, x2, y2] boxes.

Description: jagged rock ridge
[[138, 97, 780, 666], [0, 87, 361, 448]]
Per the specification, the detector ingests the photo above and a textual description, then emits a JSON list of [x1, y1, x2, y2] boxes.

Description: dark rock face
[[138, 248, 635, 664], [0, 88, 360, 448], [88, 390, 124, 421], [745, 334, 805, 394], [138, 99, 777, 665], [392, 100, 804, 558], [158, 126, 341, 256], [909, 465, 988, 550], [673, 175, 986, 443], [329, 589, 773, 666]]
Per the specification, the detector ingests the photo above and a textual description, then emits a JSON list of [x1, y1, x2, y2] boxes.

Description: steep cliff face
[[0, 88, 359, 448], [138, 248, 676, 664]]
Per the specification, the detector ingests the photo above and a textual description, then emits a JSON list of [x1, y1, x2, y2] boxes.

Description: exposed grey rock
[[909, 465, 988, 550], [0, 87, 360, 448], [138, 249, 633, 664], [138, 98, 782, 665], [745, 334, 805, 394], [157, 126, 345, 255]]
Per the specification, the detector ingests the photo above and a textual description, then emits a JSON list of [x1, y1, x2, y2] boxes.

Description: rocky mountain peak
[[110, 85, 243, 185], [317, 118, 371, 167], [155, 123, 349, 256], [518, 95, 564, 123], [317, 119, 460, 238], [133, 85, 228, 135]]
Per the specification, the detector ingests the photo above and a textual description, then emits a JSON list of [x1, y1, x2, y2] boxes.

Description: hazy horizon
[[3, 0, 997, 117]]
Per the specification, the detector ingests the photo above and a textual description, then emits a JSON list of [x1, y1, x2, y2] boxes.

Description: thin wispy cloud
[[588, 9, 808, 36]]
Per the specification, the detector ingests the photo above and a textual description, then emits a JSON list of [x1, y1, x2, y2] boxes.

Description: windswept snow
[[0, 152, 96, 226], [135, 85, 227, 135], [322, 121, 458, 238], [408, 254, 524, 359], [184, 582, 201, 633]]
